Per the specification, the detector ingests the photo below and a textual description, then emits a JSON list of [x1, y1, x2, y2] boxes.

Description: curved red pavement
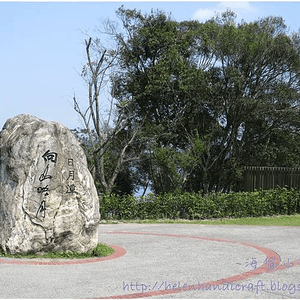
[[1, 228, 299, 299], [96, 231, 300, 299]]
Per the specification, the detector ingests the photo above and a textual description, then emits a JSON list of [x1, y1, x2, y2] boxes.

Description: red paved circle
[[0, 244, 126, 265], [96, 231, 300, 299]]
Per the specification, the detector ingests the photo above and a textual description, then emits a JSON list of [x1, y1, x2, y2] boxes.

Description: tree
[[210, 14, 300, 172], [111, 8, 300, 193], [109, 7, 211, 193], [73, 36, 143, 195]]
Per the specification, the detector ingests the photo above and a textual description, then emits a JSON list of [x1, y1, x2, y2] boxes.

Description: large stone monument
[[0, 114, 100, 254]]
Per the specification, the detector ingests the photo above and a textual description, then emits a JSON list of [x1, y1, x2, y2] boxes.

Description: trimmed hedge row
[[99, 188, 300, 220]]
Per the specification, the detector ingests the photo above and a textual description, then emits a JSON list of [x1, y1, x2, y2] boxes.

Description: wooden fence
[[244, 166, 300, 191]]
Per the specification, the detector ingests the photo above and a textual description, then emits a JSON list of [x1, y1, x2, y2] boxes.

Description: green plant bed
[[0, 243, 114, 259], [100, 188, 300, 220]]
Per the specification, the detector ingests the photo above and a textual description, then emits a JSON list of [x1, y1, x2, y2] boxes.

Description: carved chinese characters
[[66, 158, 76, 193], [0, 114, 100, 254], [37, 150, 58, 218], [23, 149, 61, 242]]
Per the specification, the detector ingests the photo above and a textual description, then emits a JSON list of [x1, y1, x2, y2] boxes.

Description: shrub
[[99, 188, 300, 220]]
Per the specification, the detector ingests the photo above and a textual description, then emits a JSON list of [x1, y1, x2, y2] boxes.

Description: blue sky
[[1, 1, 300, 130]]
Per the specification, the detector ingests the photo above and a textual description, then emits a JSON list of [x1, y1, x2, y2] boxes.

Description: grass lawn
[[0, 243, 114, 259], [100, 214, 300, 226]]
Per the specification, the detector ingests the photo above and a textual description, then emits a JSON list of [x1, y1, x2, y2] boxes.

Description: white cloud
[[193, 8, 217, 21], [193, 2, 258, 23]]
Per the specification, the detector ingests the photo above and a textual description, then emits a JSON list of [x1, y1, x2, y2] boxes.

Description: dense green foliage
[[100, 188, 300, 220], [76, 7, 300, 195], [111, 8, 300, 194]]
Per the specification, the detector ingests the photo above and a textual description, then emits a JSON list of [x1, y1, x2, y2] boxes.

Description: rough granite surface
[[0, 114, 100, 254]]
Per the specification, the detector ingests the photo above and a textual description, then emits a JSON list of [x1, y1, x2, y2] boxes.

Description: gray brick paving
[[0, 223, 299, 299]]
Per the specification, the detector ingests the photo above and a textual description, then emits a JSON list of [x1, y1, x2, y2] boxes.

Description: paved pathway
[[0, 223, 300, 299]]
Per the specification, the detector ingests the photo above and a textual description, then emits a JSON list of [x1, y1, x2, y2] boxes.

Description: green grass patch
[[100, 214, 300, 226], [0, 243, 114, 259], [203, 214, 300, 226]]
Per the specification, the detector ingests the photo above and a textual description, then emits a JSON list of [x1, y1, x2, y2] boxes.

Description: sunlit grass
[[100, 214, 300, 226], [0, 243, 114, 259]]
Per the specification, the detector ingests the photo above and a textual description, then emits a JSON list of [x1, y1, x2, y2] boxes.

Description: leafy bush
[[100, 188, 300, 220]]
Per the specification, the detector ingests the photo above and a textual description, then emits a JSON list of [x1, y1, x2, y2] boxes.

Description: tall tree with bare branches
[[73, 37, 142, 195]]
